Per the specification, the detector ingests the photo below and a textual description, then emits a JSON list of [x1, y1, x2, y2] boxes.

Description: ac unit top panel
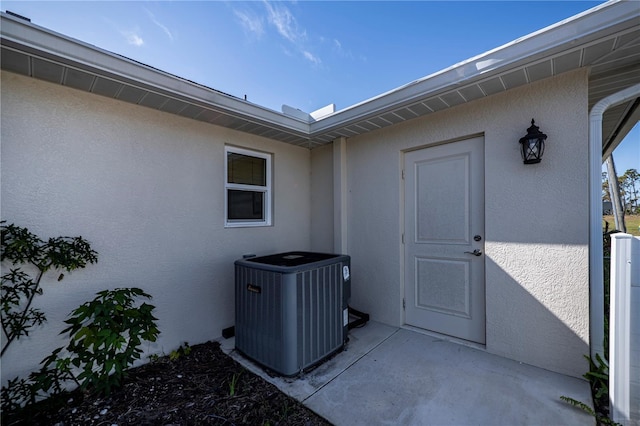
[[236, 251, 349, 273]]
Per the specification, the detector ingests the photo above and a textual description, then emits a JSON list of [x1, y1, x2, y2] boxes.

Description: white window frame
[[225, 146, 272, 227]]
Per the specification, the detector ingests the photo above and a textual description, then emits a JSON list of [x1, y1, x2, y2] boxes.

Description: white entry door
[[404, 137, 485, 344]]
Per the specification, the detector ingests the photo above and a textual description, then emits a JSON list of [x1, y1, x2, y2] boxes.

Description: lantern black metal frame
[[519, 119, 547, 164]]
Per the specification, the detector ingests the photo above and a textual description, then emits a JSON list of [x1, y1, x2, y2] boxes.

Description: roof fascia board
[[0, 13, 311, 136], [310, 0, 639, 135]]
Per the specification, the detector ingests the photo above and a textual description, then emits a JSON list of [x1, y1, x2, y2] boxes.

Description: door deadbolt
[[474, 235, 482, 241]]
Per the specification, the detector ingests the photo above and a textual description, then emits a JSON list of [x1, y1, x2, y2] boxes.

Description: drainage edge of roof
[[1, 1, 638, 140], [0, 12, 312, 136], [309, 0, 639, 134]]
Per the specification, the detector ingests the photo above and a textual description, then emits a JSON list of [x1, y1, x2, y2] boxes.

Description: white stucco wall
[[1, 71, 311, 383], [344, 69, 590, 378]]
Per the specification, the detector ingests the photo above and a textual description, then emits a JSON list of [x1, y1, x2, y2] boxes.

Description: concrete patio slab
[[219, 321, 398, 401], [220, 322, 594, 425]]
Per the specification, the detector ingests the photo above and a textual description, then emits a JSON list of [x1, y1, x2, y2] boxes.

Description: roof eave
[[310, 0, 639, 136], [1, 1, 638, 148], [0, 13, 311, 136]]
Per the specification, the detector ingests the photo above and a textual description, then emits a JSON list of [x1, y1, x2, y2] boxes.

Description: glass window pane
[[228, 190, 264, 221], [227, 153, 266, 186]]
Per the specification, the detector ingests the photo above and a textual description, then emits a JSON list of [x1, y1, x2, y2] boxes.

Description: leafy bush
[[1, 221, 98, 356], [46, 288, 160, 395], [1, 288, 160, 418]]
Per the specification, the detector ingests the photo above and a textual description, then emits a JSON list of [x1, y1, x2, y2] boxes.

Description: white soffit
[[1, 0, 639, 149]]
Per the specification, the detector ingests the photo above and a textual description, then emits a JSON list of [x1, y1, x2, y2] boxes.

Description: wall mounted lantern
[[519, 119, 547, 164]]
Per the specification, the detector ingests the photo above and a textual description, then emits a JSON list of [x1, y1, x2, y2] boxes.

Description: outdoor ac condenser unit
[[234, 252, 351, 376]]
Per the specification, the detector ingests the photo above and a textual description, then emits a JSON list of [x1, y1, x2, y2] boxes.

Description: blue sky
[[2, 1, 637, 172], [609, 123, 638, 177]]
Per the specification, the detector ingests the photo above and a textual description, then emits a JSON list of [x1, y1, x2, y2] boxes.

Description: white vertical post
[[589, 83, 640, 363], [609, 233, 638, 425], [333, 137, 348, 254], [631, 236, 640, 424]]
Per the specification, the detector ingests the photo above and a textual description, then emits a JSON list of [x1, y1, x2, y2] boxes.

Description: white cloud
[[303, 51, 321, 65], [255, 2, 322, 66], [263, 1, 305, 43], [145, 8, 174, 41], [123, 30, 144, 47], [235, 9, 264, 37], [102, 17, 144, 48], [331, 37, 363, 62]]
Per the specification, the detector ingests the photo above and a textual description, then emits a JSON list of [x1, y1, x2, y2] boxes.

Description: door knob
[[464, 249, 482, 257]]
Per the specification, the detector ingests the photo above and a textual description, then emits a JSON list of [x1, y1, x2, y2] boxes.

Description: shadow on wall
[[485, 255, 590, 378]]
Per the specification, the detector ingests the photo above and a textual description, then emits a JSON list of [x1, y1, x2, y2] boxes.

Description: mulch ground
[[5, 341, 332, 426]]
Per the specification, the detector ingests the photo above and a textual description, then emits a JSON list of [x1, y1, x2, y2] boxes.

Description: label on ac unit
[[343, 308, 349, 326], [343, 266, 350, 281]]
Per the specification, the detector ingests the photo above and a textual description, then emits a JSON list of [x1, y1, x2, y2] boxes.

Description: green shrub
[[1, 221, 98, 356], [1, 288, 160, 418], [47, 288, 160, 395]]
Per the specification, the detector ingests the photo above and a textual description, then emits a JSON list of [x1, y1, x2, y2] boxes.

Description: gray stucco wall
[[1, 67, 591, 381], [343, 69, 590, 378], [310, 143, 334, 253], [1, 71, 311, 382]]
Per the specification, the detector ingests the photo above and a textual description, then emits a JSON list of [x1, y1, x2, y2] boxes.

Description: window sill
[[225, 222, 272, 228]]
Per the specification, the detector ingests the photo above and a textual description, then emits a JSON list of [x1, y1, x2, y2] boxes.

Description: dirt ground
[[5, 341, 332, 425]]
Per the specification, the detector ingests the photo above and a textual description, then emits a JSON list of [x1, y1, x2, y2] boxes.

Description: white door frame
[[401, 136, 486, 344]]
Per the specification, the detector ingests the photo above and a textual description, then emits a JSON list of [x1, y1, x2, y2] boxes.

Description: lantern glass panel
[[521, 137, 544, 164]]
